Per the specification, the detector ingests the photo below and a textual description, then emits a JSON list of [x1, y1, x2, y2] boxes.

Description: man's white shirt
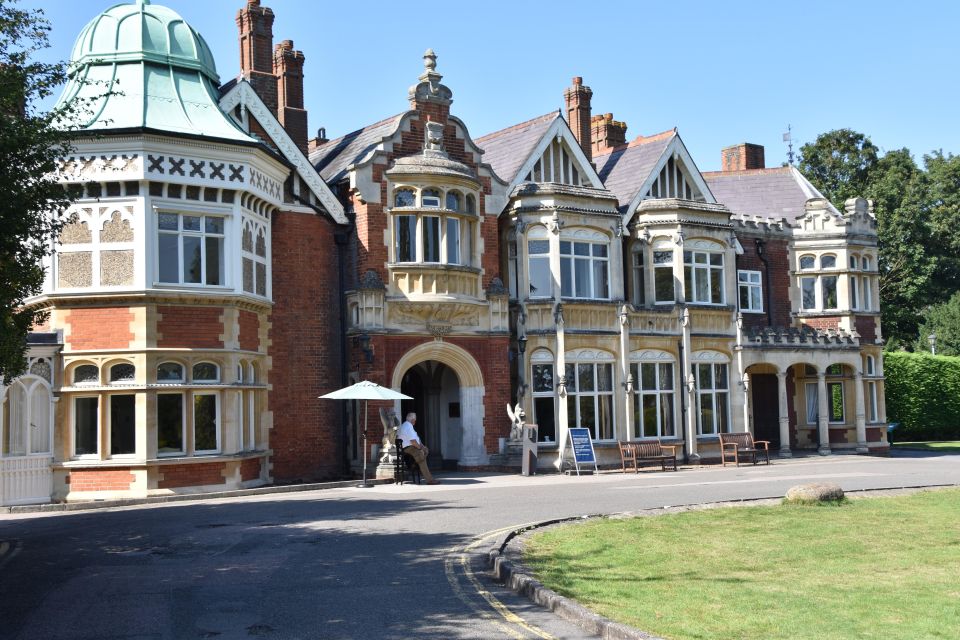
[[397, 421, 421, 447]]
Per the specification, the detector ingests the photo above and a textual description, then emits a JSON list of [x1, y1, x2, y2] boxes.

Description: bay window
[[109, 394, 136, 456], [631, 247, 645, 305], [395, 215, 417, 262], [560, 240, 609, 299], [684, 248, 724, 304], [422, 216, 440, 262], [528, 238, 551, 298], [157, 393, 184, 455], [158, 213, 225, 286], [446, 218, 461, 265], [74, 396, 99, 456], [654, 250, 675, 303]]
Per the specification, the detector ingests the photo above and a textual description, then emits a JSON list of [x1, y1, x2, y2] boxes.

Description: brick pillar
[[236, 0, 278, 116], [563, 77, 593, 162], [590, 113, 627, 155], [721, 143, 765, 171], [274, 40, 308, 154]]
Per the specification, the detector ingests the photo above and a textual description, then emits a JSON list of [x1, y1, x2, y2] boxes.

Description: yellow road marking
[[444, 525, 556, 640]]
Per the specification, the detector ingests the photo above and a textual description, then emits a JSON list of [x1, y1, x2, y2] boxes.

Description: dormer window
[[422, 189, 441, 208]]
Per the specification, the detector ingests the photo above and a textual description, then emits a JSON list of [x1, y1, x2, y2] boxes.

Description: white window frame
[[653, 249, 674, 304], [737, 270, 763, 313], [192, 362, 220, 384], [684, 249, 725, 305], [565, 357, 615, 442], [695, 361, 730, 435], [527, 233, 552, 299], [394, 214, 418, 263], [560, 238, 610, 300], [630, 356, 675, 439], [157, 212, 226, 287], [530, 352, 557, 444], [804, 381, 819, 425], [241, 219, 269, 298], [157, 362, 185, 383], [631, 246, 645, 306]]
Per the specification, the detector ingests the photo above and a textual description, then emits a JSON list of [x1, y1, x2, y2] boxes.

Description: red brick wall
[[67, 468, 134, 492], [157, 306, 223, 349], [238, 310, 261, 352], [269, 210, 344, 482], [802, 316, 841, 331], [722, 144, 765, 171], [240, 457, 262, 482], [736, 234, 792, 329], [66, 308, 134, 351], [157, 462, 226, 489], [855, 315, 877, 343]]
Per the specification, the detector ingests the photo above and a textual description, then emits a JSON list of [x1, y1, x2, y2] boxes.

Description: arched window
[[157, 362, 184, 382], [530, 349, 556, 444], [862, 256, 871, 270], [109, 363, 135, 384], [421, 188, 441, 208], [193, 362, 219, 383], [446, 191, 461, 211], [465, 194, 476, 214], [865, 355, 876, 376], [74, 364, 99, 385], [849, 255, 859, 270], [693, 351, 730, 435], [820, 254, 837, 269], [799, 255, 816, 270], [394, 188, 415, 208]]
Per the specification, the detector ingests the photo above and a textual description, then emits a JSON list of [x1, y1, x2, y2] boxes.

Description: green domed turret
[[55, 0, 254, 143]]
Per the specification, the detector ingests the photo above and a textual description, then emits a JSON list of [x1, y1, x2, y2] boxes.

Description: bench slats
[[718, 432, 771, 467], [619, 441, 678, 472]]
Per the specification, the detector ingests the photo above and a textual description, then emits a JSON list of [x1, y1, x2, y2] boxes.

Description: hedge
[[884, 351, 960, 440]]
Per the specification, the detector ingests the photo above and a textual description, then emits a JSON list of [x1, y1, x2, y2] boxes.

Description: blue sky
[[23, 0, 960, 171]]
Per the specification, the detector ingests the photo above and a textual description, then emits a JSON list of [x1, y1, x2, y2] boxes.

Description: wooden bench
[[618, 441, 678, 472], [719, 432, 770, 466]]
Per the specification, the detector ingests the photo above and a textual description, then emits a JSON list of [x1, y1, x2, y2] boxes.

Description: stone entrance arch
[[391, 342, 487, 467]]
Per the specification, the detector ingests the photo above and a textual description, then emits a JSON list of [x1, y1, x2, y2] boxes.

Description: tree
[[0, 0, 79, 380], [798, 129, 879, 207], [869, 149, 937, 342], [923, 151, 960, 299], [915, 292, 960, 357]]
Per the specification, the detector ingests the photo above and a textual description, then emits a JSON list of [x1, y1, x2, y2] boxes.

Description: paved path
[[0, 453, 957, 639]]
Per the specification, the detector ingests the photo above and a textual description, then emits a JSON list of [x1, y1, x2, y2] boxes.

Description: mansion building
[[0, 0, 888, 505]]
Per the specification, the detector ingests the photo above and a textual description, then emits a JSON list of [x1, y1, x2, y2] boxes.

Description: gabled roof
[[218, 80, 347, 224], [475, 112, 559, 184], [593, 130, 676, 211], [703, 165, 839, 220], [309, 114, 405, 183]]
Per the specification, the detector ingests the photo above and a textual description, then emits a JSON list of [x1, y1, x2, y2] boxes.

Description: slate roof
[[703, 165, 837, 220], [592, 130, 676, 211], [475, 112, 559, 184], [309, 113, 404, 183]]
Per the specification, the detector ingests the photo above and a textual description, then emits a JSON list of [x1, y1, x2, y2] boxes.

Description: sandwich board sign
[[566, 427, 598, 476]]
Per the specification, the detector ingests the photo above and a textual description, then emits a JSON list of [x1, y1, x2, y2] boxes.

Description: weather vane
[[784, 124, 795, 166]]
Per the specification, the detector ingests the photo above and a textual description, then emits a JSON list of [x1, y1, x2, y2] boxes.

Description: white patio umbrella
[[320, 380, 412, 488]]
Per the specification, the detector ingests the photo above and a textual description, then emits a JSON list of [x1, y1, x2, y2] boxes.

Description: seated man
[[397, 412, 438, 485]]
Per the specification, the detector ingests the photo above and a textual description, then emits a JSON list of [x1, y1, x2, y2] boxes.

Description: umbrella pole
[[359, 399, 371, 488]]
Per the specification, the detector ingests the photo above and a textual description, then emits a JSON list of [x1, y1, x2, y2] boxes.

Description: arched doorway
[[401, 362, 461, 470], [392, 341, 487, 468]]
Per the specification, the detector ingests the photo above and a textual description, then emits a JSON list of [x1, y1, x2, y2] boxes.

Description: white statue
[[506, 402, 526, 442]]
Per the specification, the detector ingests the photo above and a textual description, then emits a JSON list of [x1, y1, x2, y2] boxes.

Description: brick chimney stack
[[591, 113, 627, 156], [237, 0, 278, 115], [564, 77, 593, 162], [274, 40, 308, 154], [721, 143, 765, 171]]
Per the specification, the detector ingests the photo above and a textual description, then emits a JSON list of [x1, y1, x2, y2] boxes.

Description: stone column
[[854, 372, 868, 453], [743, 373, 752, 436], [619, 306, 632, 440], [554, 308, 568, 469], [681, 309, 697, 461], [776, 371, 792, 457], [817, 373, 831, 455], [459, 386, 487, 466]]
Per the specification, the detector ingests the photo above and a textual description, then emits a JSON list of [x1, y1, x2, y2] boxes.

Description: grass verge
[[523, 489, 960, 640], [893, 441, 960, 452]]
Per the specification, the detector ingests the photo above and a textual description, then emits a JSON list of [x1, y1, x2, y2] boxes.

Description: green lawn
[[893, 441, 960, 452], [523, 489, 960, 640]]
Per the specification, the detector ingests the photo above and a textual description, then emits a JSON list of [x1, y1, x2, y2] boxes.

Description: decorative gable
[[639, 137, 712, 203], [513, 117, 604, 190]]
